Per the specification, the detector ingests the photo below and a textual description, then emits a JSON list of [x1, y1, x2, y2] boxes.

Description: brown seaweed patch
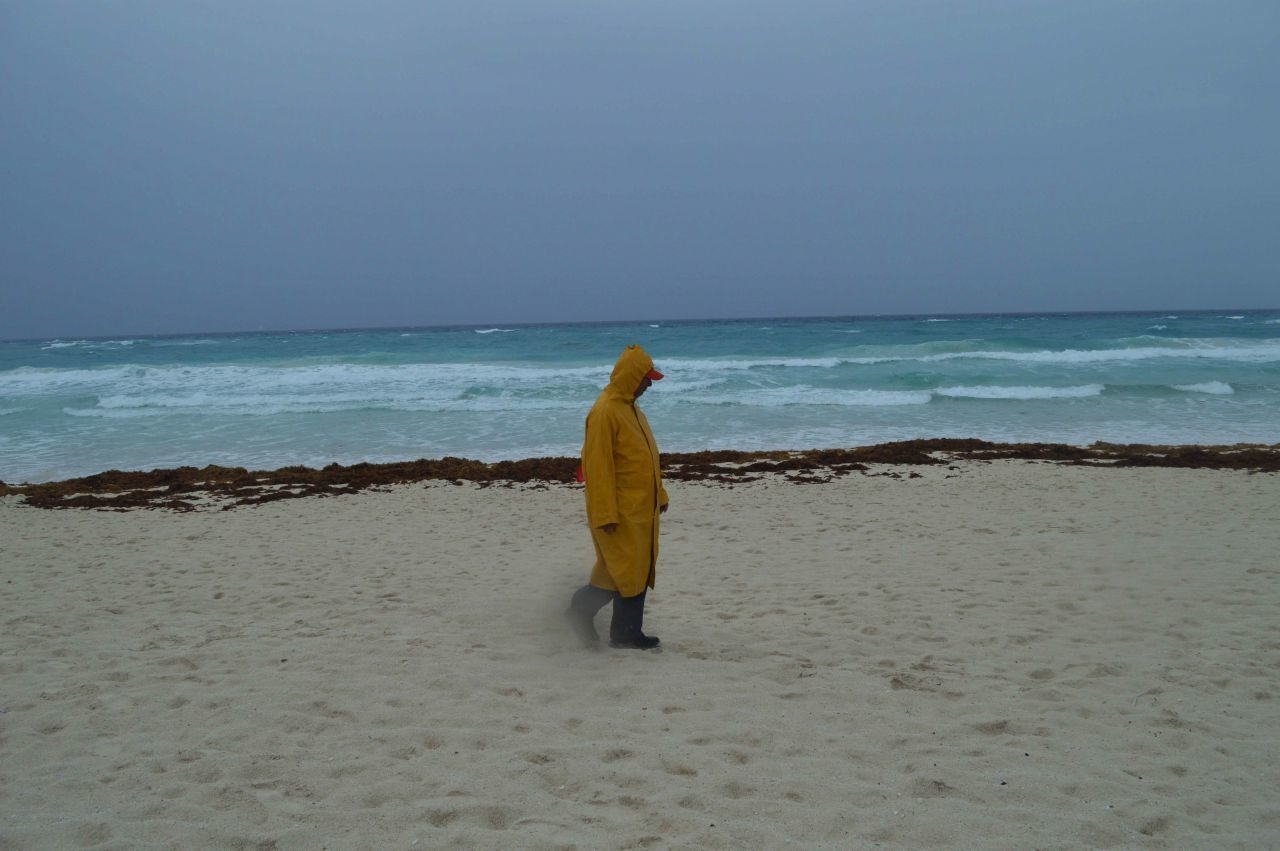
[[6, 439, 1278, 511]]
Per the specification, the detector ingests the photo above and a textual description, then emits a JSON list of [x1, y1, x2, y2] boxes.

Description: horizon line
[[4, 305, 1278, 344]]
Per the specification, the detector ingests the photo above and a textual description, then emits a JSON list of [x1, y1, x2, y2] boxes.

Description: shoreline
[[2, 437, 1278, 511]]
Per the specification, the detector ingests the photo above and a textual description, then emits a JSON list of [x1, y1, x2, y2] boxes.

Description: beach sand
[[3, 460, 1279, 849]]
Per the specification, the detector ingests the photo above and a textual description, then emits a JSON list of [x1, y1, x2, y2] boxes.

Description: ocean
[[2, 311, 1278, 484]]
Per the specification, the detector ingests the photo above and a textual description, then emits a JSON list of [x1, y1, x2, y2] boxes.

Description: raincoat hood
[[605, 345, 659, 402]]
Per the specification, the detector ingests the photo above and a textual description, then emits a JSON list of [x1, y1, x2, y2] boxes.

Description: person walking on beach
[[567, 344, 669, 650]]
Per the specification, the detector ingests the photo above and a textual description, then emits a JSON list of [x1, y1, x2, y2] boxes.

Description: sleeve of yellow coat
[[582, 409, 619, 528]]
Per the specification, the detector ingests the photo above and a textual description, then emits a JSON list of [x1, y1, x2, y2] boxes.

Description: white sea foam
[[0, 361, 613, 397], [682, 382, 1103, 408], [474, 328, 516, 334], [66, 394, 585, 417], [689, 387, 931, 407], [1148, 325, 1168, 331], [668, 341, 1280, 370], [1224, 315, 1245, 320], [919, 342, 1280, 365], [656, 378, 725, 393], [934, 384, 1106, 400], [1173, 382, 1234, 395], [40, 339, 137, 350], [8, 340, 1279, 406], [660, 357, 846, 371], [63, 406, 174, 419], [433, 397, 582, 413]]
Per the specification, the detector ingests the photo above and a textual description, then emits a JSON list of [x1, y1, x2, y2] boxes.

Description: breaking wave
[[934, 384, 1105, 400], [1172, 382, 1234, 395]]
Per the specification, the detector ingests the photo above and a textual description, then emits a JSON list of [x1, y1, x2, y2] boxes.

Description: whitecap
[[686, 387, 931, 407], [62, 406, 171, 419], [474, 328, 516, 334], [69, 392, 588, 417], [934, 384, 1105, 400], [1148, 325, 1168, 331], [916, 342, 1280, 365], [668, 340, 1278, 369], [660, 356, 845, 371], [1172, 382, 1234, 395], [40, 338, 138, 350], [0, 362, 617, 415], [1224, 315, 1245, 320]]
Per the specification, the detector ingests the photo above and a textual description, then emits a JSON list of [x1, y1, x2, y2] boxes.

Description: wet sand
[[2, 448, 1279, 848]]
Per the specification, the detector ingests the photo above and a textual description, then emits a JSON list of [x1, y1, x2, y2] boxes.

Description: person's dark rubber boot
[[612, 632, 660, 650], [609, 591, 660, 649], [567, 585, 614, 648]]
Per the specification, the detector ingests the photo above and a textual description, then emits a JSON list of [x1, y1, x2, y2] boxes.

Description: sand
[[2, 460, 1279, 849]]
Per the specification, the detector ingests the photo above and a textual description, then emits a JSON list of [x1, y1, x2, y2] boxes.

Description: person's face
[[634, 375, 653, 399]]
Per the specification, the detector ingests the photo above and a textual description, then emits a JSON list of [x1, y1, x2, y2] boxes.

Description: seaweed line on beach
[[3, 439, 1279, 512]]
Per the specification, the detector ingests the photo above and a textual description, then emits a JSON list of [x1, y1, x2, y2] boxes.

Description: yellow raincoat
[[583, 345, 669, 597]]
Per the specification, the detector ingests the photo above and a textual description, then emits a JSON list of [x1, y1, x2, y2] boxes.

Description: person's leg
[[608, 591, 636, 644], [567, 584, 616, 646], [609, 590, 659, 649]]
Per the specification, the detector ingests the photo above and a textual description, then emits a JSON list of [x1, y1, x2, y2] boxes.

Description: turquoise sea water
[[2, 311, 1278, 483]]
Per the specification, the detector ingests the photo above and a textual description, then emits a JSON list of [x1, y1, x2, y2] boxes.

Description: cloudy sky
[[2, 1, 1276, 339]]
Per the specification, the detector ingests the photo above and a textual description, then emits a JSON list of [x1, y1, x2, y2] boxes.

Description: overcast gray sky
[[2, 1, 1277, 339]]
